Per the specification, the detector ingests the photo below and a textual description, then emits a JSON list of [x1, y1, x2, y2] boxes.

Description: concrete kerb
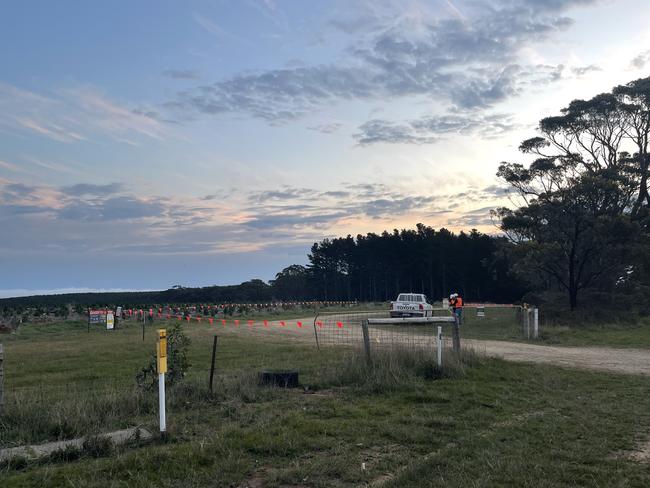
[[0, 426, 153, 463]]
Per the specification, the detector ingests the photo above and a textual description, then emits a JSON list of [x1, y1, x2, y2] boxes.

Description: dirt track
[[261, 315, 650, 377], [463, 339, 650, 376]]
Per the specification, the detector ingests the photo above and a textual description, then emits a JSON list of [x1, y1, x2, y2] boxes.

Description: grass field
[[456, 307, 650, 348], [1, 318, 650, 487]]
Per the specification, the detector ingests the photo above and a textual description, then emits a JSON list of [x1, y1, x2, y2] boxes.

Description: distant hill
[[0, 279, 273, 307]]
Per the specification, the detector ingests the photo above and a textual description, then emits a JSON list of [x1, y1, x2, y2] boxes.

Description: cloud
[[0, 176, 520, 261], [0, 83, 167, 145], [166, 0, 591, 124], [162, 69, 200, 80], [360, 196, 436, 218], [61, 182, 124, 196], [307, 123, 343, 134], [0, 159, 26, 174], [248, 187, 317, 203], [354, 119, 437, 145], [631, 50, 650, 69], [57, 196, 166, 221], [446, 206, 498, 227], [354, 111, 518, 145], [570, 64, 601, 76], [16, 117, 86, 143]]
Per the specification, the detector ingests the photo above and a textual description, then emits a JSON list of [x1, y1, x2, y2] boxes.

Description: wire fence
[[0, 305, 540, 412]]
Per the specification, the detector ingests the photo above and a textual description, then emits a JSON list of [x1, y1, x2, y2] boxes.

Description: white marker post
[[533, 308, 539, 339], [437, 326, 443, 367], [157, 329, 167, 436]]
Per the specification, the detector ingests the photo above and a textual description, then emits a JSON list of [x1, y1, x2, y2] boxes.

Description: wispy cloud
[[0, 178, 509, 259], [162, 69, 200, 80], [630, 50, 650, 69], [0, 159, 26, 173], [0, 83, 167, 145], [354, 111, 518, 145], [167, 0, 591, 124], [16, 117, 86, 143]]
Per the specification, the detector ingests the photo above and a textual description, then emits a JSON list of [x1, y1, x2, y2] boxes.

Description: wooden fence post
[[361, 320, 372, 365], [312, 314, 321, 351], [209, 335, 218, 393], [436, 326, 443, 367], [452, 316, 461, 354]]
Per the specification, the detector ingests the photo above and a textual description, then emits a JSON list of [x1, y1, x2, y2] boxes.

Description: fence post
[[0, 344, 3, 415], [452, 316, 461, 354], [436, 326, 442, 367], [361, 320, 372, 365], [522, 306, 529, 339], [312, 314, 321, 351], [209, 335, 218, 393], [533, 308, 539, 339], [157, 330, 167, 437]]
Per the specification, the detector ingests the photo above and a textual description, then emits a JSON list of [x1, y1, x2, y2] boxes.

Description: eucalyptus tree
[[497, 77, 650, 310]]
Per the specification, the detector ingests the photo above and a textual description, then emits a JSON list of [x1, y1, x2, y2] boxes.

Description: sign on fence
[[106, 312, 114, 330], [89, 309, 109, 325]]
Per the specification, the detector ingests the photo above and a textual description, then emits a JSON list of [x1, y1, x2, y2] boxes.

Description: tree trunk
[[569, 286, 578, 311]]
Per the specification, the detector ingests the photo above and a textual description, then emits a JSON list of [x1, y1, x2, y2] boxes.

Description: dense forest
[[273, 226, 525, 303], [4, 76, 650, 313]]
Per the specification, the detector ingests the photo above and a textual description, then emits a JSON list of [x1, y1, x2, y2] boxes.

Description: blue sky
[[1, 0, 649, 297]]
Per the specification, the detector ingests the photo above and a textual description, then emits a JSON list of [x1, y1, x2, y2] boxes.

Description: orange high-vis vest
[[450, 297, 463, 309]]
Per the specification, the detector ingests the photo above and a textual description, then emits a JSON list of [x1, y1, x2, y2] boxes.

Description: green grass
[[537, 318, 650, 348], [1, 319, 650, 487], [447, 307, 650, 348]]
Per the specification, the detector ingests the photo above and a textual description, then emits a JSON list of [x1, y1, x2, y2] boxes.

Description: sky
[[1, 0, 650, 297]]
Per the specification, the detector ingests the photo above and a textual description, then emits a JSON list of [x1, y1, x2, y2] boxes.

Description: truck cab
[[389, 293, 434, 318]]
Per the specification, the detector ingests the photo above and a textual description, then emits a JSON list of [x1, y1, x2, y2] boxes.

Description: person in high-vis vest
[[449, 293, 463, 325]]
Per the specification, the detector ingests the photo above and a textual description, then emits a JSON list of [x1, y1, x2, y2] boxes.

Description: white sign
[[106, 312, 114, 330], [116, 306, 122, 318]]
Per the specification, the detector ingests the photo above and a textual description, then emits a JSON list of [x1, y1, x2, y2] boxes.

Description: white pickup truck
[[389, 293, 434, 318]]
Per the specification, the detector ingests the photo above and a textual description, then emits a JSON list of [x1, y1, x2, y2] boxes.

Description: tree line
[[272, 226, 525, 303]]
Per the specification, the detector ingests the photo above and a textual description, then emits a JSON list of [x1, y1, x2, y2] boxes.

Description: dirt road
[[464, 339, 650, 376]]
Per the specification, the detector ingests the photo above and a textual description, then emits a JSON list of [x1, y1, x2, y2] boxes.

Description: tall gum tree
[[496, 77, 650, 310]]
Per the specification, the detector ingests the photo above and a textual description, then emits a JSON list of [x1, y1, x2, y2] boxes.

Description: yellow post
[[157, 329, 167, 433], [157, 329, 168, 373]]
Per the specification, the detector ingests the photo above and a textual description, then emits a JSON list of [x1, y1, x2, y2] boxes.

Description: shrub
[[136, 323, 191, 390]]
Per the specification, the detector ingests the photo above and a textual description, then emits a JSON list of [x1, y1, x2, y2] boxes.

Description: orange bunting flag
[[316, 321, 323, 328], [297, 321, 303, 328], [197, 317, 202, 322], [186, 316, 191, 322], [263, 319, 269, 327], [209, 318, 214, 325], [247, 320, 254, 327], [177, 315, 182, 320], [166, 314, 171, 319], [234, 319, 240, 326], [221, 319, 226, 326], [280, 321, 286, 327], [336, 321, 343, 328]]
